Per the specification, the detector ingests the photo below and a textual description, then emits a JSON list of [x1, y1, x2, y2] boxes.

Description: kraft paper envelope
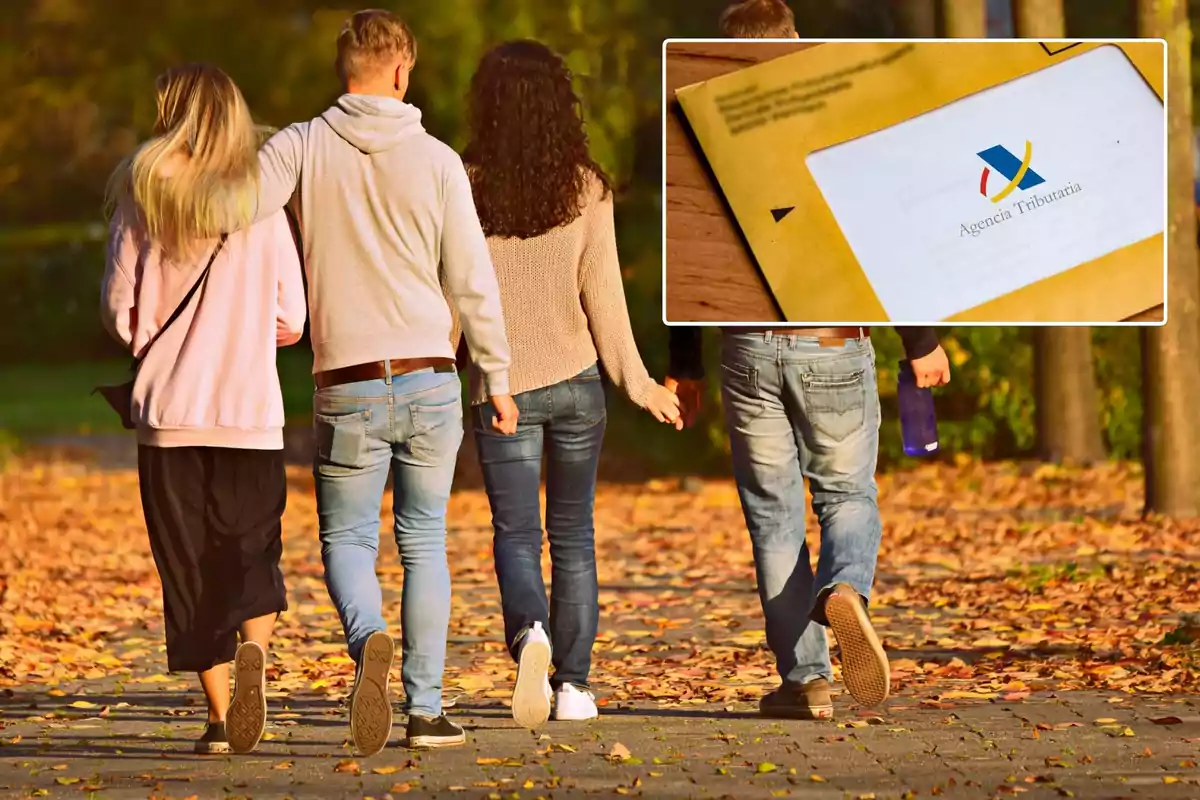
[[673, 41, 1166, 323]]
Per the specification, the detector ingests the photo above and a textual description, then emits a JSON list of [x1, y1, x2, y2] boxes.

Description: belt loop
[[763, 331, 773, 344], [384, 359, 392, 385]]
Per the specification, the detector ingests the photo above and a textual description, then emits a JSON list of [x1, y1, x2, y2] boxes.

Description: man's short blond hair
[[719, 0, 797, 38], [336, 9, 418, 84]]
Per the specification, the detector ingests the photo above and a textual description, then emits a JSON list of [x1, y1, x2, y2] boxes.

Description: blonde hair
[[719, 0, 797, 38], [336, 9, 417, 85], [105, 63, 260, 261]]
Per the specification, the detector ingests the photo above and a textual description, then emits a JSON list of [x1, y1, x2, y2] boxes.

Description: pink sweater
[[100, 209, 306, 449]]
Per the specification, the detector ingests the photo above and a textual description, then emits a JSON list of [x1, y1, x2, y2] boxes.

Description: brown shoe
[[758, 677, 834, 720], [350, 631, 395, 756], [824, 584, 890, 707], [226, 641, 267, 754]]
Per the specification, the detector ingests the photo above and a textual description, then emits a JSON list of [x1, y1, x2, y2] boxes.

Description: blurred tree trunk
[[1138, 0, 1200, 516], [1031, 331, 1105, 463], [891, 0, 938, 36], [1014, 0, 1066, 37], [941, 0, 987, 36], [1014, 0, 1106, 465]]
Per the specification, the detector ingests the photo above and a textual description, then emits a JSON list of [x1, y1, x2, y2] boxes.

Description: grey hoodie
[[255, 94, 510, 393]]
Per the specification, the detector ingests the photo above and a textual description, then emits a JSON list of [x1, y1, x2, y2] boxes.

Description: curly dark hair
[[463, 40, 611, 240]]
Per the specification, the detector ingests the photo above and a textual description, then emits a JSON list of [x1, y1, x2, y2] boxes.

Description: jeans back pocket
[[409, 390, 464, 465], [801, 369, 867, 443], [315, 409, 372, 470], [567, 369, 606, 427]]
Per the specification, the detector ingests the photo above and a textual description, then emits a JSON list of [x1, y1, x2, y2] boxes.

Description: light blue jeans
[[313, 367, 463, 718], [720, 332, 882, 687]]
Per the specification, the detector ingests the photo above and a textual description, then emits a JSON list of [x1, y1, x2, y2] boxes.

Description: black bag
[[93, 235, 227, 429]]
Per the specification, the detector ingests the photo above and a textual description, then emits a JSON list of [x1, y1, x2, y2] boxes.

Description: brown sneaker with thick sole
[[824, 583, 890, 707], [226, 641, 268, 754], [758, 677, 834, 720], [350, 631, 395, 756]]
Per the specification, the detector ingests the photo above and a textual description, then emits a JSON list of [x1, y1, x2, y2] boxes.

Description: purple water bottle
[[898, 360, 939, 457]]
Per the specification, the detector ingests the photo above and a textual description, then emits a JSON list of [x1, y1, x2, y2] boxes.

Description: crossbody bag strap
[[133, 233, 228, 369]]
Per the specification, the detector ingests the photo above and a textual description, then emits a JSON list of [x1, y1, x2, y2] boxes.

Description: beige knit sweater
[[449, 173, 657, 408]]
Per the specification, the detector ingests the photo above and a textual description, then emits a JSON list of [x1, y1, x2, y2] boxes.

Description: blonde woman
[[100, 63, 306, 754]]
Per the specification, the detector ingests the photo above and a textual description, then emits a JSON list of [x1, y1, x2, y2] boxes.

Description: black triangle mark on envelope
[[771, 207, 795, 223], [1039, 42, 1083, 56]]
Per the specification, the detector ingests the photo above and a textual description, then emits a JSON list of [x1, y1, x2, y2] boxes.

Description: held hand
[[909, 345, 951, 388], [664, 377, 704, 429], [645, 384, 683, 429], [490, 394, 520, 435]]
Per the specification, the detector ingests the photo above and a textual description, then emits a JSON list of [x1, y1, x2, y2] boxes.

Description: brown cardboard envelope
[[673, 41, 1165, 323]]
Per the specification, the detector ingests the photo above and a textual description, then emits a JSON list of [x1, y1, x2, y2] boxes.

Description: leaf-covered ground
[[0, 457, 1198, 798]]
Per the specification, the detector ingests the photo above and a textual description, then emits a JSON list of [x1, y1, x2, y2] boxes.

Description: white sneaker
[[553, 683, 598, 721], [511, 622, 552, 729]]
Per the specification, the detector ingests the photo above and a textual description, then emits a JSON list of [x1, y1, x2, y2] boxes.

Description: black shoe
[[405, 714, 466, 749], [194, 721, 231, 754], [349, 632, 395, 756]]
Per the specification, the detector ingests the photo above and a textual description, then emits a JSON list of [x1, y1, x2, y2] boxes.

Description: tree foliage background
[[0, 0, 1187, 471]]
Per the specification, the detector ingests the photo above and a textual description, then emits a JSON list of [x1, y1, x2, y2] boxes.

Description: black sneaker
[[405, 714, 466, 749], [349, 631, 395, 756], [194, 721, 231, 754]]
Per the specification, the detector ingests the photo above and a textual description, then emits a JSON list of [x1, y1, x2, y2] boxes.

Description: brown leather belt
[[314, 357, 456, 390], [747, 326, 870, 347]]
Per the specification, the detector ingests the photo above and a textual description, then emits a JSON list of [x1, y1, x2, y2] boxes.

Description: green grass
[[0, 350, 318, 436], [276, 348, 318, 420], [1006, 561, 1112, 592], [0, 350, 690, 455], [0, 347, 725, 478], [1, 359, 132, 435]]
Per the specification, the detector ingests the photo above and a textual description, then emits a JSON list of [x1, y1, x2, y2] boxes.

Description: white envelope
[[804, 44, 1165, 322]]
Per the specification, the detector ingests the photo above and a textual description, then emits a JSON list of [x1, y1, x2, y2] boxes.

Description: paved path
[[1, 458, 1198, 798], [2, 680, 1198, 799]]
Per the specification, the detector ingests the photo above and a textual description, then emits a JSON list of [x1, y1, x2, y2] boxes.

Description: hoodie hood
[[320, 94, 426, 154]]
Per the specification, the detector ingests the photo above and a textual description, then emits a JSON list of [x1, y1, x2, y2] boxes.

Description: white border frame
[[660, 37, 1170, 327]]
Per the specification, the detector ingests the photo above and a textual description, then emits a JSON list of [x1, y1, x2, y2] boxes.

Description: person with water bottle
[[664, 1, 953, 723], [667, 324, 948, 720]]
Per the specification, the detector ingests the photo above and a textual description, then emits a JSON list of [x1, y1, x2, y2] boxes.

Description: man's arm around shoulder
[[255, 123, 307, 223]]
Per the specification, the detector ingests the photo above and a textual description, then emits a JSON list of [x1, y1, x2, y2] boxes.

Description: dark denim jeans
[[473, 364, 606, 689]]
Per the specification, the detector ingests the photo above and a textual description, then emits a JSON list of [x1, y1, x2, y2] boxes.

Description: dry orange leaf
[[371, 765, 402, 775], [607, 742, 633, 762]]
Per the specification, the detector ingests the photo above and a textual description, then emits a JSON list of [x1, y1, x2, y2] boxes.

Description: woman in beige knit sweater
[[460, 40, 680, 728]]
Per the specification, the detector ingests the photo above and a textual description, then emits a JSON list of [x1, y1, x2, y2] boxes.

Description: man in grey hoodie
[[252, 9, 517, 754]]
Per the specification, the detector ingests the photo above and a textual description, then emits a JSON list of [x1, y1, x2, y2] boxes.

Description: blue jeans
[[313, 367, 463, 718], [720, 332, 882, 687], [473, 364, 605, 689]]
